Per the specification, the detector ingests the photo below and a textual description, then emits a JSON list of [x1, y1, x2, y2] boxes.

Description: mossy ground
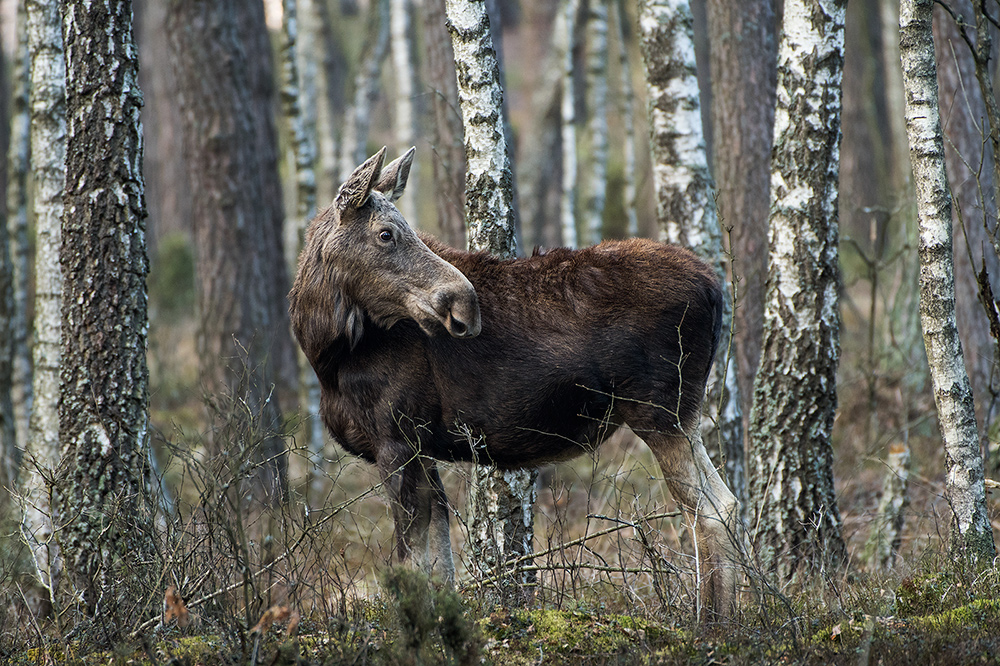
[[8, 589, 998, 666]]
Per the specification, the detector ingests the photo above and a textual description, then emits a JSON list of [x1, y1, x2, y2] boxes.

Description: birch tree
[[390, 0, 419, 224], [638, 0, 745, 506], [559, 0, 580, 248], [614, 0, 638, 238], [748, 0, 848, 581], [340, 0, 390, 179], [899, 0, 996, 561], [446, 0, 534, 603], [6, 1, 31, 460], [582, 0, 609, 245], [423, 0, 467, 248], [20, 0, 66, 604], [57, 0, 156, 617], [281, 0, 326, 503]]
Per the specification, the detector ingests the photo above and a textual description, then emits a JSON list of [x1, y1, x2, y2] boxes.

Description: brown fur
[[289, 149, 745, 619]]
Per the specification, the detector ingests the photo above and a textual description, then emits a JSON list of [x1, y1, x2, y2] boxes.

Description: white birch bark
[[281, 0, 326, 505], [339, 0, 390, 180], [582, 0, 609, 245], [20, 0, 66, 602], [7, 1, 31, 457], [866, 440, 910, 568], [59, 0, 154, 614], [748, 0, 848, 580], [446, 0, 535, 603], [313, 0, 341, 204], [390, 0, 418, 224], [614, 0, 638, 238], [899, 0, 995, 560], [638, 0, 745, 506], [559, 0, 580, 248]]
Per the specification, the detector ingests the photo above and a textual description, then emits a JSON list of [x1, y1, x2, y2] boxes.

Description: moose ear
[[374, 147, 415, 203], [336, 146, 388, 211]]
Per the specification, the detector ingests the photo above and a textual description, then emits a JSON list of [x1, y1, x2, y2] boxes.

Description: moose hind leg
[[645, 429, 746, 620], [428, 464, 456, 584]]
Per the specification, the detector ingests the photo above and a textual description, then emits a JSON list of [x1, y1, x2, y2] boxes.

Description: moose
[[289, 147, 746, 617]]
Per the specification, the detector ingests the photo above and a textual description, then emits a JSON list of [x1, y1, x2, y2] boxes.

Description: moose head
[[290, 147, 481, 362]]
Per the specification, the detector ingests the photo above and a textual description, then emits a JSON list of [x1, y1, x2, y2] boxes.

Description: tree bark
[[423, 0, 467, 248], [614, 0, 638, 238], [6, 1, 31, 459], [390, 0, 419, 224], [706, 0, 777, 425], [638, 0, 745, 507], [899, 0, 996, 561], [559, 0, 581, 248], [167, 0, 294, 502], [748, 0, 848, 581], [281, 0, 326, 504], [57, 0, 156, 620], [446, 0, 535, 604], [339, 0, 390, 180], [931, 2, 1000, 451], [20, 0, 67, 605], [582, 0, 609, 245]]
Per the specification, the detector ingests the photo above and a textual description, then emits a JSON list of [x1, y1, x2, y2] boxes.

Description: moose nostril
[[450, 318, 468, 337]]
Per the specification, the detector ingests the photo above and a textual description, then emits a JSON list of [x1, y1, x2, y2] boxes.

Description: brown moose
[[288, 147, 745, 617]]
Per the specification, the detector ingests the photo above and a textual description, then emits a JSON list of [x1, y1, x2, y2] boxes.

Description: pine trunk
[[20, 0, 67, 602], [167, 0, 293, 503], [446, 0, 535, 604], [57, 0, 156, 620], [899, 0, 996, 561], [423, 0, 467, 248], [705, 0, 777, 425], [748, 0, 848, 581], [638, 0, 745, 506]]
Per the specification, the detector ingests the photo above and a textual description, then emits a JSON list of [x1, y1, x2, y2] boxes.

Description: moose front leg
[[647, 430, 747, 621], [377, 446, 434, 573]]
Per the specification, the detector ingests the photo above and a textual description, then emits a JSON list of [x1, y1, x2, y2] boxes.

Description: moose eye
[[378, 229, 393, 244]]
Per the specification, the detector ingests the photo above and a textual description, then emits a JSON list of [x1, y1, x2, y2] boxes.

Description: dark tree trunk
[[706, 0, 777, 423], [57, 0, 156, 622], [423, 0, 467, 248], [166, 0, 295, 501]]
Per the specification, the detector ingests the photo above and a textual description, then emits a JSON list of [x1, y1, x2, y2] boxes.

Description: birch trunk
[[559, 0, 580, 248], [390, 0, 418, 224], [423, 0, 467, 248], [281, 0, 326, 504], [748, 0, 848, 581], [932, 2, 1000, 448], [6, 2, 31, 459], [446, 0, 535, 604], [638, 0, 745, 506], [20, 0, 66, 603], [899, 0, 996, 561], [614, 0, 638, 238], [582, 0, 609, 245], [57, 0, 156, 617], [339, 0, 390, 180], [0, 42, 12, 490]]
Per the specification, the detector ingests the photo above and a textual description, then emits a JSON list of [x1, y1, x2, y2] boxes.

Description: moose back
[[289, 148, 744, 617]]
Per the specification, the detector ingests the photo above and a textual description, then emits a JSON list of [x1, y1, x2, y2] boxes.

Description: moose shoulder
[[289, 147, 745, 618]]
